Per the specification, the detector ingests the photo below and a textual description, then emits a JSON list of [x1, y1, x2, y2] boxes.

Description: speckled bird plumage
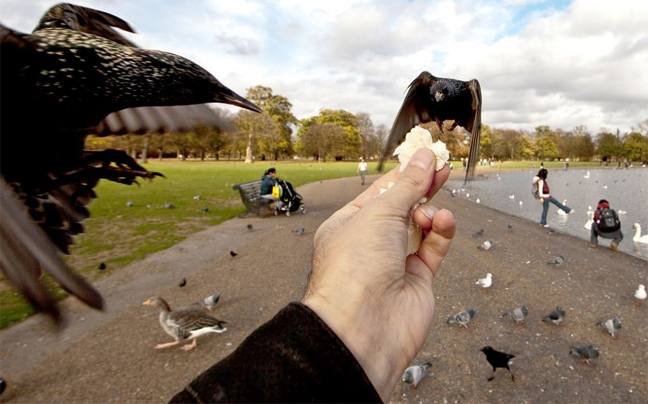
[[0, 3, 261, 323], [379, 72, 481, 185]]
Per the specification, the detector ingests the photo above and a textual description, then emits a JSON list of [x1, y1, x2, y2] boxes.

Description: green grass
[[0, 159, 397, 329]]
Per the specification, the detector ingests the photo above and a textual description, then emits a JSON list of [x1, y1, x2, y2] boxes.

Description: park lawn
[[0, 159, 396, 329]]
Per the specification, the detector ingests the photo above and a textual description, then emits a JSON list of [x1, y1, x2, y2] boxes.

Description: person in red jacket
[[171, 148, 455, 403], [590, 199, 623, 251]]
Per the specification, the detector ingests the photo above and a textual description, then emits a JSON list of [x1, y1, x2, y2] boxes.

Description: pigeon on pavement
[[596, 317, 622, 339], [480, 346, 515, 382], [472, 228, 484, 237], [291, 227, 306, 235], [195, 293, 222, 311], [547, 255, 564, 265], [542, 306, 566, 326], [569, 345, 599, 365], [402, 362, 432, 389], [507, 306, 528, 325], [447, 309, 478, 328]]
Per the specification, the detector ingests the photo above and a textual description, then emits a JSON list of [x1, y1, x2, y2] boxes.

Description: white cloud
[[2, 0, 647, 133]]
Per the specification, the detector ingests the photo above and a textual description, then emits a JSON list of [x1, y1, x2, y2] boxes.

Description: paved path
[[0, 174, 646, 403]]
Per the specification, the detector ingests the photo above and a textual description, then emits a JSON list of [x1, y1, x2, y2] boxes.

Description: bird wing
[[35, 3, 137, 46], [0, 178, 104, 323], [378, 72, 436, 171], [462, 79, 482, 186], [169, 307, 225, 338]]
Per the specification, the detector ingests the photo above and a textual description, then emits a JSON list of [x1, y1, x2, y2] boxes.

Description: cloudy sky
[[2, 0, 647, 134]]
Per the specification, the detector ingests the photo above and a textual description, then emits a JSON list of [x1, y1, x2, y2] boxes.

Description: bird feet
[[155, 341, 179, 349], [180, 340, 197, 351]]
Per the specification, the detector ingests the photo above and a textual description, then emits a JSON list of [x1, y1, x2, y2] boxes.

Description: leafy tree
[[236, 111, 276, 163], [298, 109, 361, 159], [596, 132, 623, 160], [479, 125, 493, 159], [573, 134, 595, 161], [622, 132, 648, 161], [356, 112, 375, 158], [298, 123, 346, 161], [535, 134, 559, 160]]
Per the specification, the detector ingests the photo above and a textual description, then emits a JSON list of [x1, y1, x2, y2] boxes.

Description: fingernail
[[420, 205, 435, 220], [409, 148, 434, 170]]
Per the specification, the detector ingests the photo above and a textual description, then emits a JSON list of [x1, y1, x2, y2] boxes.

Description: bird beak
[[142, 299, 151, 306]]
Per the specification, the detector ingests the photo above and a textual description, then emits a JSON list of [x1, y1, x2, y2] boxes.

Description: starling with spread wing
[[379, 72, 481, 185], [0, 3, 262, 323]]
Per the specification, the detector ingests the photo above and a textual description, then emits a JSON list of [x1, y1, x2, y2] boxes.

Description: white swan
[[633, 223, 648, 243], [557, 199, 568, 215], [584, 211, 594, 230], [584, 170, 590, 179]]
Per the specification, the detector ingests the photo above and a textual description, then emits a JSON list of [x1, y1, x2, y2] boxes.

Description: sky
[[2, 0, 647, 135]]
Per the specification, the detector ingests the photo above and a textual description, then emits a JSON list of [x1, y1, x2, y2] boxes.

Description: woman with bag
[[536, 168, 573, 227], [260, 168, 283, 213]]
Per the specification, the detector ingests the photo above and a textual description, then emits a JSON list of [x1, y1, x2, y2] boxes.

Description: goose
[[143, 297, 227, 351], [584, 171, 590, 179], [632, 223, 648, 243]]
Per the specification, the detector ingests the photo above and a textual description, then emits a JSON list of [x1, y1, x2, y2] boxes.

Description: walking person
[[589, 199, 623, 251], [534, 168, 573, 227], [357, 157, 368, 185]]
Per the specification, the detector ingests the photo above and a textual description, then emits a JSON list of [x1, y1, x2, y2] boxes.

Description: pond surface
[[445, 167, 648, 260]]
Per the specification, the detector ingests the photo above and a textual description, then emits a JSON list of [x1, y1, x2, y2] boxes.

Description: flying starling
[[0, 3, 261, 323], [379, 72, 481, 185]]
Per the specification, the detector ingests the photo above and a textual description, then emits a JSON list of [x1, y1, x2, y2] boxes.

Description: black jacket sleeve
[[169, 302, 382, 403]]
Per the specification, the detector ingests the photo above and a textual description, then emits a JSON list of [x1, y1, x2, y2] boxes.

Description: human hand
[[302, 148, 455, 400]]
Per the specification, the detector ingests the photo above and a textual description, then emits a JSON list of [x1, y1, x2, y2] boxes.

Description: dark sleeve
[[169, 302, 382, 403]]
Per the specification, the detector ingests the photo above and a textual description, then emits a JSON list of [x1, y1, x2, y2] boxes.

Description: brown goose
[[143, 297, 227, 351]]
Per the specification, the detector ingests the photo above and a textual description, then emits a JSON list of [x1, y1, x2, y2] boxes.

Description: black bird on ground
[[480, 346, 516, 382], [0, 3, 262, 323], [230, 251, 238, 257], [378, 72, 482, 185]]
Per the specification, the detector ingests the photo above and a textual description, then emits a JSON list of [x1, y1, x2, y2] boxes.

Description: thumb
[[380, 148, 437, 213]]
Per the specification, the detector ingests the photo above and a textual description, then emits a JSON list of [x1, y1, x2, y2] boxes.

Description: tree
[[573, 134, 595, 161], [298, 123, 346, 161], [356, 112, 375, 158], [244, 86, 297, 159], [236, 111, 276, 163], [596, 132, 623, 161], [622, 132, 648, 161], [535, 134, 559, 160], [298, 109, 361, 159]]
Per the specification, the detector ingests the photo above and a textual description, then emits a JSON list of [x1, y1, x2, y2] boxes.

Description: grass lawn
[[0, 157, 610, 328], [0, 159, 397, 328]]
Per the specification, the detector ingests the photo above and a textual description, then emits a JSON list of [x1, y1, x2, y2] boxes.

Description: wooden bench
[[232, 180, 271, 217]]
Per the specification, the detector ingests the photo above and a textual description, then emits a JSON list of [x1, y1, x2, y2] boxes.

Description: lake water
[[445, 167, 648, 260]]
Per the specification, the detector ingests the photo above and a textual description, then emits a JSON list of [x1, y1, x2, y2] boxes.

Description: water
[[445, 167, 648, 260]]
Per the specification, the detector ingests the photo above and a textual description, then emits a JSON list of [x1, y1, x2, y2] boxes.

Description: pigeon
[[165, 203, 175, 209], [247, 224, 253, 231], [596, 317, 622, 339], [0, 377, 6, 395], [200, 207, 209, 213], [472, 228, 485, 237], [291, 227, 306, 235], [98, 262, 106, 270], [507, 223, 514, 231], [230, 251, 238, 257], [477, 240, 494, 250], [0, 3, 262, 323], [195, 293, 222, 311], [547, 227, 556, 234], [475, 273, 493, 290], [402, 362, 432, 389], [569, 345, 599, 365], [178, 278, 187, 287], [507, 306, 528, 325], [547, 255, 564, 265], [542, 306, 566, 326], [634, 284, 646, 306], [447, 309, 478, 328], [193, 195, 202, 200], [126, 201, 134, 207], [378, 72, 481, 187], [480, 346, 515, 382], [143, 297, 227, 351]]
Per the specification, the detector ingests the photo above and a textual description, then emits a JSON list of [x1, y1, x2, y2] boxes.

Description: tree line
[[86, 86, 648, 163]]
